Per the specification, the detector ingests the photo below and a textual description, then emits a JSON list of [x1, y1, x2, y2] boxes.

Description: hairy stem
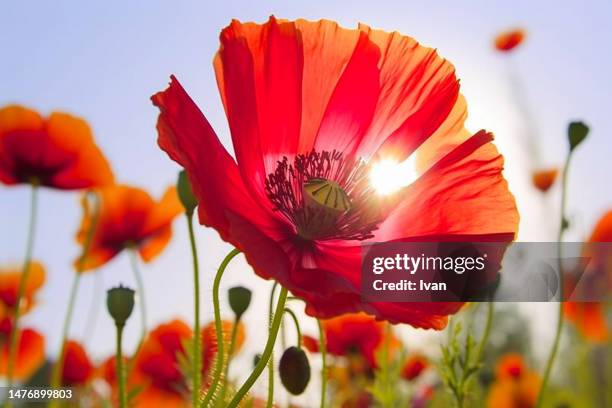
[[317, 319, 327, 408], [187, 213, 202, 406]]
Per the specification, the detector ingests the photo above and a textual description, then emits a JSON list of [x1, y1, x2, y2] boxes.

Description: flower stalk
[[317, 319, 327, 408], [186, 212, 201, 406]]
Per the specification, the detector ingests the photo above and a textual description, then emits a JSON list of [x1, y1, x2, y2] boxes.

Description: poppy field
[[1, 2, 611, 407]]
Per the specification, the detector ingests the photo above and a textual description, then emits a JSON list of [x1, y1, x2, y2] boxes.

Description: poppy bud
[[106, 285, 135, 327], [568, 121, 589, 152], [228, 286, 252, 320], [177, 170, 198, 214], [279, 346, 311, 395]]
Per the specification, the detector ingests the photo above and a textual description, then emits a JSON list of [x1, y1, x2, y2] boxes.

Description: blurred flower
[[563, 210, 612, 342], [0, 313, 45, 381], [531, 168, 558, 192], [401, 353, 428, 381], [75, 185, 182, 270], [131, 319, 191, 408], [201, 319, 245, 374], [0, 105, 113, 189], [302, 335, 319, 353], [319, 314, 395, 370], [487, 353, 540, 408], [0, 262, 45, 314], [61, 340, 94, 386], [494, 29, 526, 52], [153, 17, 518, 328]]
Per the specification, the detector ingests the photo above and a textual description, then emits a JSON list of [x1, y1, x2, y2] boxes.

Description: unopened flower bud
[[228, 286, 252, 320], [279, 346, 311, 395], [177, 170, 198, 214], [106, 285, 135, 327], [568, 121, 589, 152]]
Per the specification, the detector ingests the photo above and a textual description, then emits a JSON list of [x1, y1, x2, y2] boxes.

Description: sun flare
[[369, 156, 418, 195]]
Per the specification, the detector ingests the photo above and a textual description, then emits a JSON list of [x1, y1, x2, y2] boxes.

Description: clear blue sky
[[1, 0, 611, 403]]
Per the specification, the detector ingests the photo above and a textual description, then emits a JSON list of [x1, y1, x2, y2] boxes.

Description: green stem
[[381, 322, 393, 408], [266, 282, 279, 408], [128, 250, 147, 345], [200, 248, 240, 407], [476, 301, 494, 362], [536, 152, 572, 407], [6, 184, 39, 394], [227, 287, 289, 408], [187, 213, 202, 406], [116, 324, 127, 408], [50, 192, 101, 393], [219, 316, 240, 404], [317, 319, 327, 408], [283, 308, 302, 348]]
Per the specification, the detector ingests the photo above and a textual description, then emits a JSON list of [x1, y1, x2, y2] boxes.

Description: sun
[[369, 155, 418, 195]]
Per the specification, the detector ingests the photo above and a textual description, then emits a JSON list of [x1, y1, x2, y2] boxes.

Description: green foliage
[[439, 322, 482, 408], [370, 331, 409, 408]]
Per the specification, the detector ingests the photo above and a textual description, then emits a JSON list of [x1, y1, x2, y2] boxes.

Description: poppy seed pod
[[106, 285, 135, 327], [568, 121, 589, 152], [279, 346, 311, 395], [228, 286, 252, 320], [177, 170, 197, 214]]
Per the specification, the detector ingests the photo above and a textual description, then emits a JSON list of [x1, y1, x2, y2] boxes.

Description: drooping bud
[[568, 121, 589, 152], [279, 346, 311, 395], [106, 285, 135, 327], [228, 286, 252, 320], [177, 170, 198, 215]]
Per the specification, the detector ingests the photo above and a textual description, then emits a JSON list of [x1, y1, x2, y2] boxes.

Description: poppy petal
[[152, 76, 279, 243]]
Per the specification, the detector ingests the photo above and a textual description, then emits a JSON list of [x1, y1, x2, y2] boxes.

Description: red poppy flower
[[61, 340, 94, 386], [487, 354, 540, 408], [76, 185, 182, 270], [0, 262, 45, 313], [153, 17, 519, 329], [317, 314, 393, 369], [494, 29, 526, 52], [131, 319, 191, 407], [531, 168, 558, 192], [302, 335, 319, 353], [401, 354, 428, 381], [0, 314, 45, 381], [0, 105, 113, 189]]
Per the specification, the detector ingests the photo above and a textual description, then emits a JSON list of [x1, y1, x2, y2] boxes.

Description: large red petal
[[152, 76, 278, 242]]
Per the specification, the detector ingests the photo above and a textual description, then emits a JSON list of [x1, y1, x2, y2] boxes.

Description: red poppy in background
[[563, 210, 612, 342], [0, 314, 45, 381], [61, 340, 94, 386], [201, 320, 245, 374], [75, 185, 182, 270], [0, 105, 113, 189], [531, 168, 558, 192], [153, 17, 519, 328], [487, 353, 540, 408], [0, 262, 45, 314], [130, 319, 191, 408], [319, 314, 395, 369], [401, 354, 428, 381], [494, 29, 526, 52]]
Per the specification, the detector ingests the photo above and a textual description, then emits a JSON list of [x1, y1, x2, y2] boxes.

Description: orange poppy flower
[[0, 105, 113, 189], [0, 314, 45, 381], [201, 319, 245, 374], [153, 17, 518, 329], [130, 319, 191, 408], [487, 353, 540, 408], [61, 340, 94, 386], [563, 210, 612, 342], [0, 262, 45, 313], [75, 185, 182, 270], [531, 168, 558, 192], [494, 29, 526, 52], [401, 354, 428, 381], [302, 335, 319, 353]]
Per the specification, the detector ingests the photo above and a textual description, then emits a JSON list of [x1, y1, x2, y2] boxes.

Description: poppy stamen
[[265, 150, 382, 241]]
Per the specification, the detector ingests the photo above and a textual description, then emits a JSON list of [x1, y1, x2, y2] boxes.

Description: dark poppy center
[[265, 150, 382, 241]]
